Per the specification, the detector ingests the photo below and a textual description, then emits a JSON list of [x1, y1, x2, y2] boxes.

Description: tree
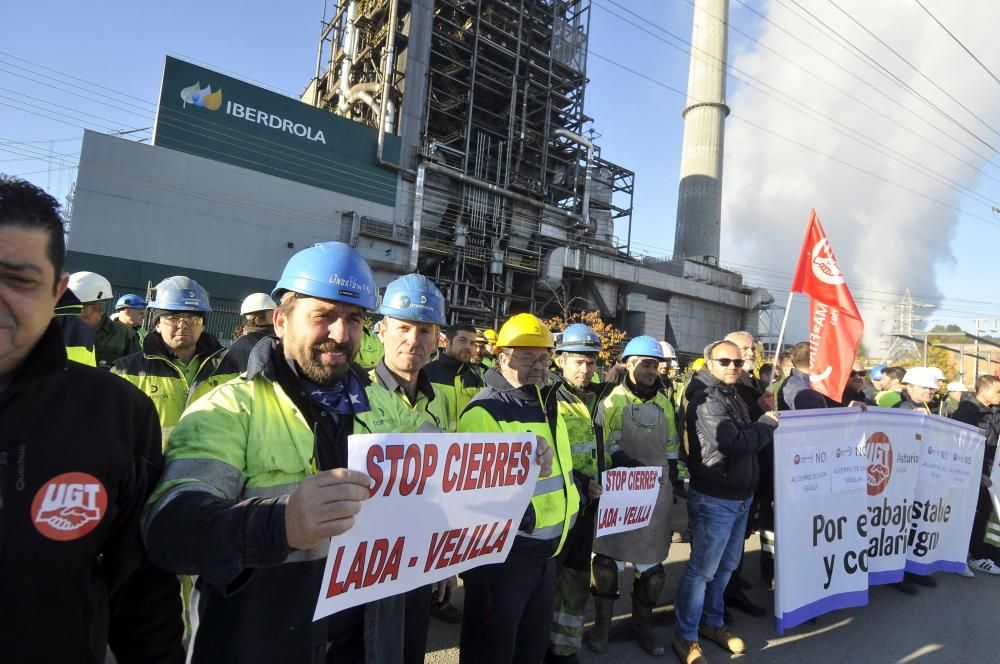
[[544, 310, 627, 369]]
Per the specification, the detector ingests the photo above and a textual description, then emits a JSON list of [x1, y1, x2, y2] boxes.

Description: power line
[[912, 0, 1000, 89]]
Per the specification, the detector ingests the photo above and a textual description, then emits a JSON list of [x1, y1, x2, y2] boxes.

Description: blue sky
[[4, 0, 999, 349]]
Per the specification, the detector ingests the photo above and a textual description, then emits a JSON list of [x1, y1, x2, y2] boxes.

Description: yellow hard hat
[[475, 329, 488, 343], [495, 314, 554, 349], [691, 358, 706, 372], [483, 329, 498, 343]]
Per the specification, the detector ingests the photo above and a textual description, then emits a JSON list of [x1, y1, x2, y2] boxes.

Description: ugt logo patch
[[31, 472, 108, 541]]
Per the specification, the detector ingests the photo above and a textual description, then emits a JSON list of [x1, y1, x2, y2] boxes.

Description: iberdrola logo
[[180, 81, 223, 111]]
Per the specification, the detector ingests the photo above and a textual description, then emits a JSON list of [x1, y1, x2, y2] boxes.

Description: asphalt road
[[425, 537, 1000, 664]]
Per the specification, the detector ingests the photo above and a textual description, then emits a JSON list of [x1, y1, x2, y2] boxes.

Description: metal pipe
[[553, 128, 594, 233], [337, 2, 358, 113], [409, 162, 426, 272], [376, 0, 400, 166]]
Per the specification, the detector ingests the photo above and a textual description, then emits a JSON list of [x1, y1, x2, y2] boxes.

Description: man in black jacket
[[952, 375, 1000, 574], [0, 175, 183, 663], [673, 340, 778, 664], [224, 292, 277, 373]]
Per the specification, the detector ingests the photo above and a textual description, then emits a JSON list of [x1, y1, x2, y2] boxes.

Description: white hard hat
[[902, 367, 938, 390], [946, 381, 968, 393], [926, 367, 946, 382], [658, 340, 677, 359], [240, 292, 277, 315], [68, 271, 113, 303]]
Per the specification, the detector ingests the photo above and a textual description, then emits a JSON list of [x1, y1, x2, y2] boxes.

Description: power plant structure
[[64, 0, 774, 355]]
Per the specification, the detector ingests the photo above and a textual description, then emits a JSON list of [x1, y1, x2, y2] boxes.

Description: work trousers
[[460, 542, 557, 664]]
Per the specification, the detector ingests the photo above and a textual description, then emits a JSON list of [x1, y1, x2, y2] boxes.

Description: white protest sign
[[905, 415, 983, 576], [595, 466, 661, 538], [313, 433, 540, 621], [774, 408, 983, 635]]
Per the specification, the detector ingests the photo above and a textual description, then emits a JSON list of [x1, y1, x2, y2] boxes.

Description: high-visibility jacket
[[54, 289, 97, 367], [603, 381, 680, 460], [425, 352, 485, 431], [356, 327, 384, 370], [113, 331, 235, 444], [143, 338, 435, 664], [370, 360, 451, 431], [458, 368, 580, 557], [555, 379, 610, 479]]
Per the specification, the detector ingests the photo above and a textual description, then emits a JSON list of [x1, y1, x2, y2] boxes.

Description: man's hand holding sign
[[313, 433, 546, 620]]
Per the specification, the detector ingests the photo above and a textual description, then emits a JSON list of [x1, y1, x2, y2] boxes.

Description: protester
[[456, 313, 570, 664], [867, 363, 887, 401], [69, 270, 141, 369], [720, 331, 768, 618], [113, 275, 235, 444], [224, 292, 277, 372], [875, 366, 906, 407], [0, 176, 183, 663], [424, 322, 485, 430], [589, 336, 679, 656], [54, 285, 97, 366], [939, 380, 969, 418], [674, 339, 778, 664], [355, 317, 385, 369], [951, 375, 1000, 575], [479, 328, 498, 368], [143, 242, 439, 663], [371, 274, 461, 663], [547, 324, 608, 664], [112, 293, 148, 342]]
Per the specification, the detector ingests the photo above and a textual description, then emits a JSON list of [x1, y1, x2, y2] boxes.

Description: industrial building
[[65, 0, 772, 355]]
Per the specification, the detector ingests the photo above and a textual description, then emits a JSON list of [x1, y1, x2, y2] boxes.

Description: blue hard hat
[[149, 276, 211, 312], [869, 363, 886, 381], [556, 323, 601, 353], [378, 274, 446, 325], [272, 241, 376, 310], [621, 335, 664, 361], [115, 294, 147, 311]]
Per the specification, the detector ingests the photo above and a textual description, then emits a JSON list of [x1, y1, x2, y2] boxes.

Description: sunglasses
[[711, 358, 745, 368]]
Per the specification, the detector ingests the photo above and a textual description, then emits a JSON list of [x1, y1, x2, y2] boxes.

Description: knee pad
[[633, 564, 665, 606], [591, 554, 620, 599]]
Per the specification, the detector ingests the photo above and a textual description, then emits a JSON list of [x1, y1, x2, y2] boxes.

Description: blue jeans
[[674, 487, 752, 641]]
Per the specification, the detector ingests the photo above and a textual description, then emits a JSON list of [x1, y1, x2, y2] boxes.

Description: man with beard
[[370, 273, 460, 662], [425, 322, 484, 430], [142, 242, 440, 663], [113, 276, 234, 444], [589, 336, 678, 656], [546, 324, 608, 664], [223, 292, 277, 373]]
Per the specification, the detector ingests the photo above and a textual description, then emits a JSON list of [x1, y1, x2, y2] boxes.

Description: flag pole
[[770, 291, 795, 379]]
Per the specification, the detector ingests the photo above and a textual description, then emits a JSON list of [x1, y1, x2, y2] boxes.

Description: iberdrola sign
[[153, 56, 400, 205]]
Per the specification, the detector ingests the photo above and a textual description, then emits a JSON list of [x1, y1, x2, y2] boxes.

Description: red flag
[[790, 210, 864, 401]]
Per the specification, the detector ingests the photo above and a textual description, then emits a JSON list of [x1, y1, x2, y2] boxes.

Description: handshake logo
[[32, 472, 108, 541]]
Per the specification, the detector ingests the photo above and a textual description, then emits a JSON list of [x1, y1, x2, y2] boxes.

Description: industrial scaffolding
[[307, 0, 635, 327]]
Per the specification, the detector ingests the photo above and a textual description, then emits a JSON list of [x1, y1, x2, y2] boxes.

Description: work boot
[[698, 623, 746, 654], [672, 635, 708, 664], [584, 596, 613, 654], [631, 568, 666, 656]]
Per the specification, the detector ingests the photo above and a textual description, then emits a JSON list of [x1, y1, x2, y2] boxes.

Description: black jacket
[[685, 371, 778, 501], [95, 313, 141, 370], [222, 325, 276, 374], [952, 397, 1000, 474], [0, 322, 183, 663]]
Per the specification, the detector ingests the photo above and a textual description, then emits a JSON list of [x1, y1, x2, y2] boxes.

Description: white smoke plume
[[720, 0, 1000, 351]]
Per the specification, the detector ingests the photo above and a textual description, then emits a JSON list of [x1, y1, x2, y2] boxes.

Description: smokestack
[[673, 0, 729, 263]]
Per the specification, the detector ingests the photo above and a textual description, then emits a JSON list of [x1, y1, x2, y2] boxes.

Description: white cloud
[[719, 0, 1000, 351]]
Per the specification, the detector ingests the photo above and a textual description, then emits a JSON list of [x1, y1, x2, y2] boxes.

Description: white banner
[[774, 408, 983, 634], [313, 433, 540, 621], [595, 466, 662, 538]]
